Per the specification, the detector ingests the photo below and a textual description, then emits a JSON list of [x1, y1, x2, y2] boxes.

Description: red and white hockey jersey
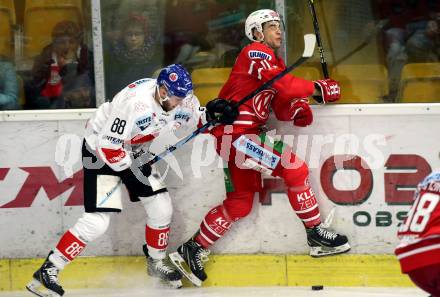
[[395, 171, 440, 273], [212, 41, 315, 136], [85, 78, 203, 171]]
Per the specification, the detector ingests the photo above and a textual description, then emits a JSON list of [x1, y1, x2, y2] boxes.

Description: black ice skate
[[169, 238, 210, 287], [306, 224, 351, 257], [26, 252, 64, 297], [143, 244, 182, 289]]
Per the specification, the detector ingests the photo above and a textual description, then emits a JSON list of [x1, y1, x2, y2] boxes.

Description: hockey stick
[[319, 0, 337, 66], [134, 34, 317, 167], [102, 35, 316, 216], [307, 0, 329, 79]]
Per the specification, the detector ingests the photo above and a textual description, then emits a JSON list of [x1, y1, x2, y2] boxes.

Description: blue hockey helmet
[[157, 64, 193, 98]]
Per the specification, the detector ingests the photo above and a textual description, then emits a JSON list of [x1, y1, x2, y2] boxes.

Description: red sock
[[287, 186, 321, 228], [195, 205, 233, 248], [55, 230, 86, 263], [145, 224, 170, 259]]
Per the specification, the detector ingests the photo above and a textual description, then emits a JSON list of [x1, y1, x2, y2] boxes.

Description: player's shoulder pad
[[244, 42, 275, 61]]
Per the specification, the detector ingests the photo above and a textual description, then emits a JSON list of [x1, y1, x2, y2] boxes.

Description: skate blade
[[168, 280, 183, 289], [149, 274, 183, 289], [26, 279, 61, 297], [310, 243, 351, 258], [169, 252, 202, 287]]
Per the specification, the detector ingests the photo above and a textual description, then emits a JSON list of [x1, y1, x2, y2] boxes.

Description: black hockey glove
[[138, 163, 152, 177], [120, 162, 152, 183], [206, 98, 239, 125], [130, 148, 152, 178]]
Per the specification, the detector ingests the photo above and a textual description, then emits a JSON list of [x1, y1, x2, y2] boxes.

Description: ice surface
[[9, 286, 427, 297]]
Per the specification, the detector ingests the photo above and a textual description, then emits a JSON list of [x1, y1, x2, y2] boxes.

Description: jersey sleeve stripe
[[263, 60, 271, 69], [129, 133, 156, 145], [239, 111, 257, 116], [257, 67, 263, 80], [395, 235, 440, 253], [233, 120, 254, 125], [396, 242, 440, 260]]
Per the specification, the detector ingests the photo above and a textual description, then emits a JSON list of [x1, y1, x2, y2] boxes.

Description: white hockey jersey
[[85, 78, 205, 171]]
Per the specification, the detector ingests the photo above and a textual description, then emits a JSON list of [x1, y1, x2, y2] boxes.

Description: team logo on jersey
[[135, 114, 153, 131], [248, 50, 272, 61], [175, 111, 190, 122], [169, 73, 178, 82], [252, 89, 275, 120]]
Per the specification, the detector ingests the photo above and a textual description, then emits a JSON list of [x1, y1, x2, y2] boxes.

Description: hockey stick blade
[[321, 207, 335, 228], [138, 34, 316, 166], [302, 34, 316, 58]]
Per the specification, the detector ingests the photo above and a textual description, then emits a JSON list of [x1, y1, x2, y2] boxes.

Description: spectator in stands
[[61, 73, 94, 108], [0, 55, 19, 110], [373, 0, 437, 102], [406, 7, 440, 62], [102, 11, 122, 52], [174, 33, 212, 71], [27, 20, 91, 109], [104, 14, 160, 99], [173, 29, 240, 71], [217, 25, 248, 67]]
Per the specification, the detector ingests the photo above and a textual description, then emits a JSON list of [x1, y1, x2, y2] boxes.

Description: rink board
[[0, 255, 414, 291], [0, 104, 439, 292], [1, 105, 440, 258]]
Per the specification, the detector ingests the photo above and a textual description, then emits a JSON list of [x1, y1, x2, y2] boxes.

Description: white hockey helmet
[[245, 9, 281, 41]]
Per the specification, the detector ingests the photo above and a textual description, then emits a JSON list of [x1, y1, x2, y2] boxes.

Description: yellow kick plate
[[1, 254, 414, 291]]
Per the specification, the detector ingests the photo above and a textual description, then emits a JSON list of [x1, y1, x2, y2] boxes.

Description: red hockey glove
[[291, 98, 313, 127], [313, 78, 341, 103]]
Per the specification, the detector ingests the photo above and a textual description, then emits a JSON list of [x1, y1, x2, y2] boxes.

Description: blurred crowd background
[[0, 0, 439, 111]]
